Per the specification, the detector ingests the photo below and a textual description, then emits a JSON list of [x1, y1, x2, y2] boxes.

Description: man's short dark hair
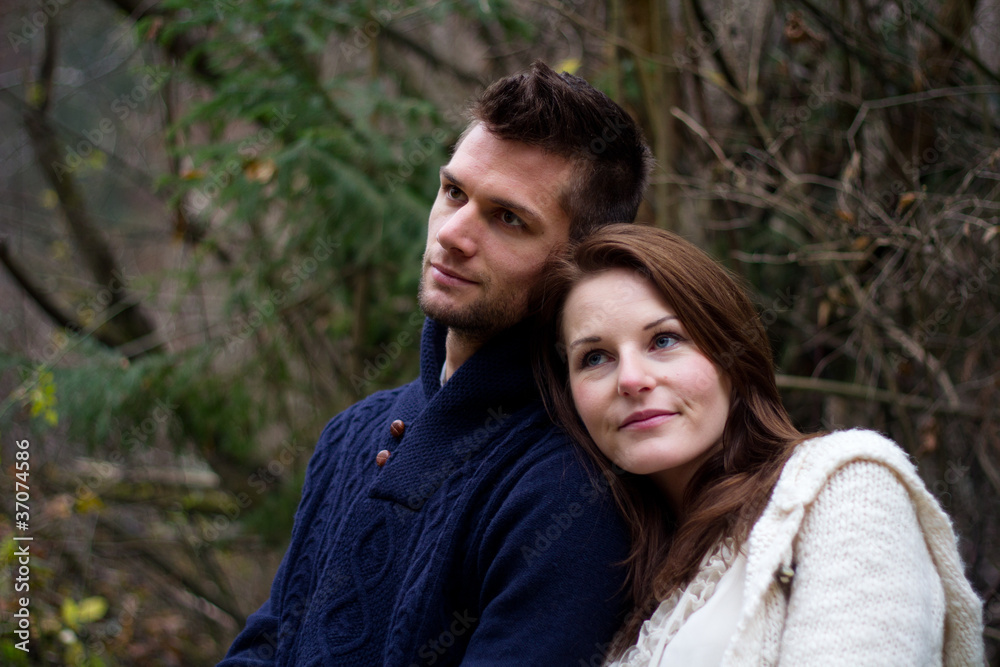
[[465, 60, 653, 239]]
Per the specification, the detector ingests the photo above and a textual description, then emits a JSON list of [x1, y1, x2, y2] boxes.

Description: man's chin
[[418, 288, 462, 323], [420, 304, 480, 332], [419, 283, 525, 335]]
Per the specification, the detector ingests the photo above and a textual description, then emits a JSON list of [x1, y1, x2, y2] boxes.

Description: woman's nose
[[617, 351, 654, 396]]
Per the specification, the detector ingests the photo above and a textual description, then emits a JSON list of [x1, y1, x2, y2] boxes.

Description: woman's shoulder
[[741, 431, 984, 666], [774, 429, 919, 504], [747, 429, 928, 565], [789, 428, 911, 468]]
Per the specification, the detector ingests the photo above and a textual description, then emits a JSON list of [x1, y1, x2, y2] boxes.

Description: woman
[[533, 224, 983, 665]]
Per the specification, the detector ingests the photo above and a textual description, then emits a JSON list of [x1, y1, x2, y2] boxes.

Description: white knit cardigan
[[612, 429, 985, 666]]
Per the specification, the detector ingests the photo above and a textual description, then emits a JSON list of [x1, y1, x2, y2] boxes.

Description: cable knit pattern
[[613, 429, 984, 666], [219, 318, 631, 666]]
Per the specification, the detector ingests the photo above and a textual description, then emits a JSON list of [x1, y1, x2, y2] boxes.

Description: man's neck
[[442, 328, 489, 383]]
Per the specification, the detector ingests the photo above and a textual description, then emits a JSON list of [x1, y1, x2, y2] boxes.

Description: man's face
[[419, 124, 575, 338]]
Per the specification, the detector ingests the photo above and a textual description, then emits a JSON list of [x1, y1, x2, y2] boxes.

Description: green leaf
[[77, 596, 109, 624], [61, 597, 79, 630]]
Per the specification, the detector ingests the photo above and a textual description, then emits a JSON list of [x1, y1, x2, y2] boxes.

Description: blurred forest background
[[0, 0, 998, 663]]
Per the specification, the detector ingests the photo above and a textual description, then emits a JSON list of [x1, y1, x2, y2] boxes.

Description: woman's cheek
[[570, 382, 596, 435]]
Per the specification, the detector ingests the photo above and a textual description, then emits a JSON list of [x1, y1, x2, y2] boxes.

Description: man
[[221, 60, 652, 666]]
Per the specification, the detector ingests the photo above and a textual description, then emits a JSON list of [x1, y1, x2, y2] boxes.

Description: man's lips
[[430, 263, 477, 287], [620, 409, 676, 430]]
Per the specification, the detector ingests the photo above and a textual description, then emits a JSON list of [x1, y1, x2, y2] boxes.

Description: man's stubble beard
[[417, 272, 526, 344]]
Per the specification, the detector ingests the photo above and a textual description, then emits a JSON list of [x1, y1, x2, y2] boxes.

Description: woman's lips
[[620, 410, 676, 430]]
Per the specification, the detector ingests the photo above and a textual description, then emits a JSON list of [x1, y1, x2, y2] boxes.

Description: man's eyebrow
[[440, 167, 461, 186], [440, 167, 542, 223]]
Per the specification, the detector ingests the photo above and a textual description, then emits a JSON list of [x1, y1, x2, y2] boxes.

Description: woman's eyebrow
[[568, 315, 678, 349], [568, 335, 600, 349], [644, 315, 677, 330]]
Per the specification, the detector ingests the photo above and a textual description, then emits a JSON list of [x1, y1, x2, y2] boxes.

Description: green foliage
[[27, 367, 59, 427], [7, 0, 997, 662], [146, 3, 449, 423], [0, 640, 31, 666]]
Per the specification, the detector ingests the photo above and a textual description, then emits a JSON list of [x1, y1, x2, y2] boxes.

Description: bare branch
[[775, 374, 980, 418], [22, 19, 163, 355]]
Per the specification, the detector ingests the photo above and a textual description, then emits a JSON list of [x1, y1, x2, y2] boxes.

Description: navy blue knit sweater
[[220, 318, 630, 666]]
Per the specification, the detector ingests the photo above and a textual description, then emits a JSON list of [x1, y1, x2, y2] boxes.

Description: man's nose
[[436, 204, 479, 257]]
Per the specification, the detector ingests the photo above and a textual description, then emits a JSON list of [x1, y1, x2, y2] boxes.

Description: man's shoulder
[[479, 413, 613, 508], [319, 378, 422, 437], [468, 418, 627, 567]]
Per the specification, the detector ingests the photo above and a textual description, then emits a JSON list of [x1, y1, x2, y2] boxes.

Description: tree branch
[[1, 239, 78, 334], [381, 25, 486, 88], [775, 374, 979, 417], [0, 238, 126, 349], [100, 0, 221, 84], [97, 515, 245, 627], [22, 19, 163, 355]]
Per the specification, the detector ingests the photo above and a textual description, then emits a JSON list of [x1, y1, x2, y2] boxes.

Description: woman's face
[[561, 269, 731, 506]]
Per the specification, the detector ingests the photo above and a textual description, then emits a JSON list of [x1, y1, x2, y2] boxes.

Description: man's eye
[[499, 210, 524, 227], [445, 185, 465, 200]]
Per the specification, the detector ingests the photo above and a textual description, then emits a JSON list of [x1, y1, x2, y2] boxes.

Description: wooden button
[[390, 419, 405, 438], [376, 450, 391, 467]]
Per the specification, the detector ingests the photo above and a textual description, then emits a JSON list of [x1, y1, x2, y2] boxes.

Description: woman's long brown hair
[[531, 224, 812, 655]]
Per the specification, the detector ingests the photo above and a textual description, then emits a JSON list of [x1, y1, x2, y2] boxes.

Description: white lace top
[[607, 539, 745, 667]]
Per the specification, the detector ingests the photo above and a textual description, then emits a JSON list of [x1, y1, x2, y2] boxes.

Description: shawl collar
[[368, 317, 542, 508]]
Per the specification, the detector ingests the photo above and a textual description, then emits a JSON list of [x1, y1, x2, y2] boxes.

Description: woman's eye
[[653, 334, 679, 350], [583, 351, 606, 367]]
